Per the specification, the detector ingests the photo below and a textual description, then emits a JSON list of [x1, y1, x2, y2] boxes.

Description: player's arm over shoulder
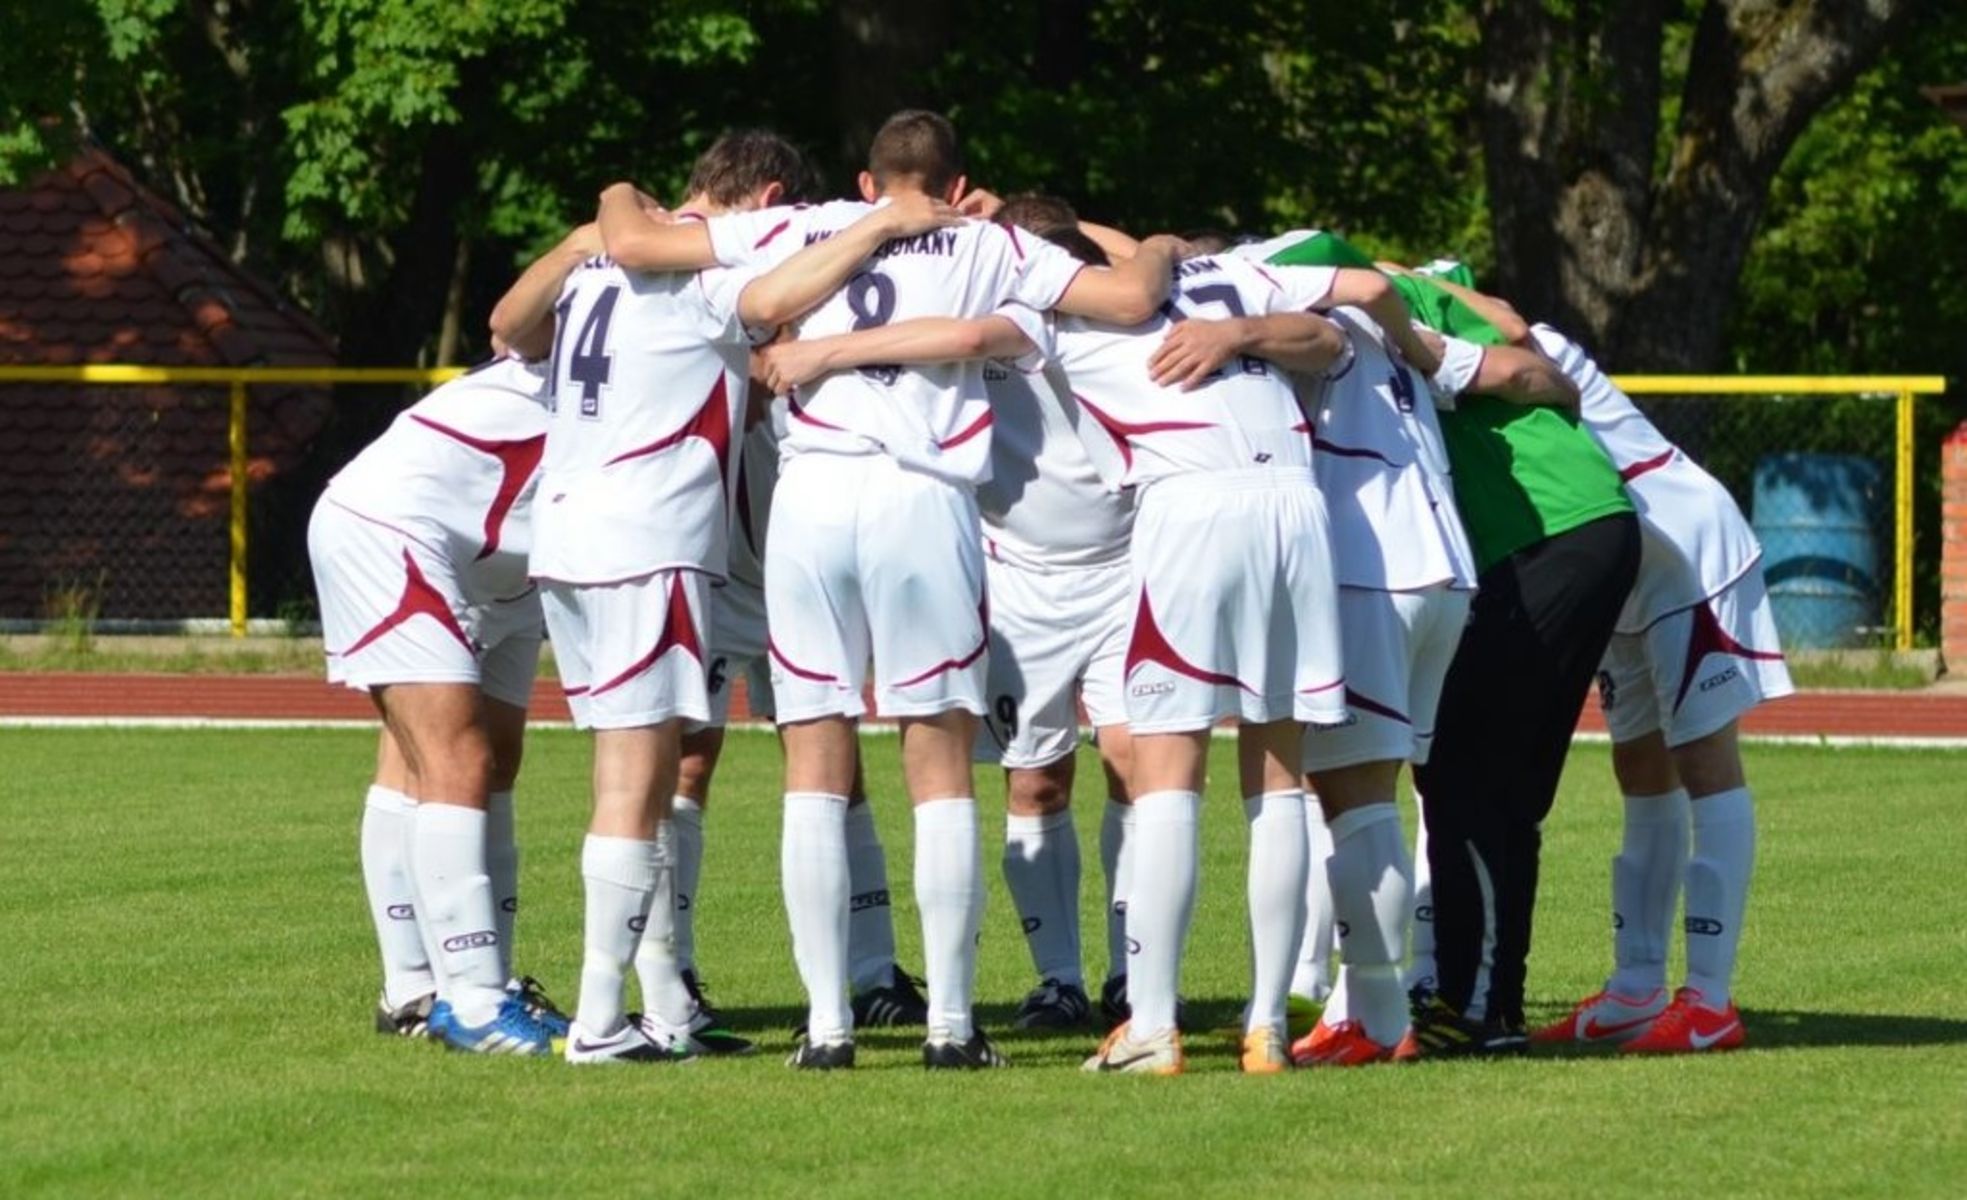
[[595, 182, 718, 273], [755, 315, 1036, 395], [1429, 330, 1578, 409], [487, 223, 602, 360], [1047, 233, 1183, 326]]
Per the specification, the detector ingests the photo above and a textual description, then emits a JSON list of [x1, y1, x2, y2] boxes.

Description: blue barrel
[[1751, 453, 1881, 649]]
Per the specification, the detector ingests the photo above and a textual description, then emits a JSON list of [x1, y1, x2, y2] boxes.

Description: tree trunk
[[1481, 0, 1912, 370], [831, 0, 954, 183]]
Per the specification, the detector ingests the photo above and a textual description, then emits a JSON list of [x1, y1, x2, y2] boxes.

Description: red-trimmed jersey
[[322, 355, 548, 603], [1002, 255, 1336, 489], [1531, 324, 1761, 628], [530, 254, 762, 585], [708, 200, 1086, 485]]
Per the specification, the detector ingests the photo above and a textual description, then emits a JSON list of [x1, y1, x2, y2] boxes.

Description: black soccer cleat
[[923, 1031, 1011, 1070], [1014, 978, 1093, 1029], [786, 1035, 856, 1071], [1404, 991, 1492, 1060], [507, 975, 571, 1037], [1479, 1015, 1530, 1057], [852, 967, 930, 1028], [375, 991, 436, 1039]]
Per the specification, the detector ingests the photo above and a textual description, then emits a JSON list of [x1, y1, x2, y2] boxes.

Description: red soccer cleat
[[1531, 987, 1668, 1046], [1620, 987, 1745, 1055], [1290, 1018, 1403, 1067]]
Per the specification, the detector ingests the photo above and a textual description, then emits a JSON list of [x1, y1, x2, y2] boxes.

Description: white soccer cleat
[[1081, 1020, 1184, 1076], [563, 1015, 695, 1065]]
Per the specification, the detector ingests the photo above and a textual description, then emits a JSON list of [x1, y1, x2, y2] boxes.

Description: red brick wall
[[1944, 421, 1967, 670]]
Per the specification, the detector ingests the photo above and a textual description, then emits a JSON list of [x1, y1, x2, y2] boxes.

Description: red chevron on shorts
[[336, 549, 473, 658], [589, 574, 704, 697], [1671, 598, 1785, 714], [1124, 589, 1255, 693]]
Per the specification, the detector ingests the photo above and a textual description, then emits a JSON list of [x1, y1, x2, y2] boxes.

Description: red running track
[[2, 672, 1965, 738]]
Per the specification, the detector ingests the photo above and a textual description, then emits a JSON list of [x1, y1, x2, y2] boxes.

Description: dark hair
[[867, 109, 962, 194], [1035, 226, 1110, 268], [1179, 227, 1238, 256], [687, 129, 820, 207], [996, 192, 1078, 236]]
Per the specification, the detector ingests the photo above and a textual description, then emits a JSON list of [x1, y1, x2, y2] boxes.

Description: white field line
[[1, 715, 1963, 751]]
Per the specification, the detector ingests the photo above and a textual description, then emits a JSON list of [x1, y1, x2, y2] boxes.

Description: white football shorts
[[1124, 469, 1345, 734], [1303, 584, 1471, 772], [542, 569, 712, 731], [765, 453, 989, 723], [706, 577, 775, 725], [311, 498, 542, 709], [1597, 566, 1794, 747], [976, 555, 1132, 769]]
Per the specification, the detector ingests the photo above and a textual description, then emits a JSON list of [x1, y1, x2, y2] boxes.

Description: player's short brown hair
[[866, 110, 963, 194], [995, 193, 1078, 237], [1037, 226, 1111, 268], [687, 129, 820, 207]]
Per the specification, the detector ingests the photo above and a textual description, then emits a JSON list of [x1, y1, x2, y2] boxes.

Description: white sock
[[1245, 791, 1308, 1034], [634, 822, 697, 1028], [784, 792, 853, 1043], [844, 800, 898, 993], [1003, 809, 1084, 986], [671, 795, 705, 972], [1608, 788, 1690, 998], [915, 797, 983, 1043], [485, 789, 518, 982], [1326, 802, 1414, 1045], [1290, 795, 1336, 1000], [1101, 799, 1135, 984], [360, 786, 435, 1009], [1405, 811, 1437, 995], [1684, 787, 1754, 1010], [1126, 790, 1199, 1039], [577, 834, 659, 1035], [409, 803, 507, 1026]]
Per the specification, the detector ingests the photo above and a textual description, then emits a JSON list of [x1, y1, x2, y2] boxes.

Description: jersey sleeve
[[697, 264, 774, 344], [1428, 333, 1486, 408], [1002, 226, 1089, 311], [706, 207, 803, 270], [991, 302, 1055, 372], [1251, 263, 1338, 313]]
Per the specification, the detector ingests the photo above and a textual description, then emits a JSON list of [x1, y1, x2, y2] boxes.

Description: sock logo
[[500, 898, 519, 913], [386, 904, 416, 921], [442, 930, 499, 952], [1127, 937, 1142, 955], [1414, 905, 1432, 922], [1022, 917, 1042, 935], [628, 915, 648, 933], [1335, 920, 1350, 939], [677, 893, 692, 911], [850, 889, 890, 913], [1685, 916, 1724, 936], [1113, 901, 1128, 916]]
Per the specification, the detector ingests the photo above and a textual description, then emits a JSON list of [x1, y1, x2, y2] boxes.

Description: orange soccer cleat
[[1620, 987, 1745, 1055]]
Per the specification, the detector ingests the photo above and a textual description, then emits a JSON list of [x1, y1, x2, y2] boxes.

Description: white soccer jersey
[[1531, 324, 1761, 630], [977, 354, 1134, 571], [1310, 307, 1479, 592], [1004, 255, 1336, 490], [323, 356, 548, 603], [709, 201, 1086, 484], [529, 254, 761, 585]]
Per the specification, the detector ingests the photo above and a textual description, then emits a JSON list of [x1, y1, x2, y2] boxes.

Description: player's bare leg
[[1003, 754, 1090, 1027], [371, 682, 542, 1050], [1296, 759, 1413, 1064], [899, 709, 1005, 1067], [1092, 724, 1137, 1024], [1232, 720, 1309, 1073]]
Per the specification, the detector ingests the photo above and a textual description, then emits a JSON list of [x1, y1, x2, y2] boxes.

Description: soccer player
[[760, 235, 1359, 1075], [666, 385, 928, 1036], [309, 226, 600, 1054], [531, 130, 962, 1065]]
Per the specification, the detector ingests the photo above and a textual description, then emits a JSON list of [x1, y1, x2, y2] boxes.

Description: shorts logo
[[386, 904, 416, 921], [628, 915, 648, 933], [1313, 713, 1359, 731], [1698, 666, 1740, 693], [676, 893, 691, 911], [1612, 911, 1625, 930], [1022, 917, 1042, 935], [1335, 920, 1350, 938], [500, 898, 519, 914], [1253, 452, 1273, 463], [1685, 916, 1724, 937], [442, 930, 498, 952], [983, 363, 1009, 381], [850, 889, 890, 913], [1597, 669, 1617, 710], [1131, 681, 1176, 698]]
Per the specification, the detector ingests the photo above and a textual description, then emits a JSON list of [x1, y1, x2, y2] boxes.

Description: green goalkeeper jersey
[[1256, 231, 1630, 571]]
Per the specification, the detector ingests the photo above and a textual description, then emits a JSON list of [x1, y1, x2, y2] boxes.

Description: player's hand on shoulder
[[876, 193, 964, 238], [954, 186, 1005, 220], [1150, 318, 1244, 391], [1139, 233, 1199, 261], [756, 338, 832, 395], [563, 222, 604, 258]]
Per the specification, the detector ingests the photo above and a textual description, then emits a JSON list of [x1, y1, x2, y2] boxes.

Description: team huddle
[[307, 110, 1792, 1072]]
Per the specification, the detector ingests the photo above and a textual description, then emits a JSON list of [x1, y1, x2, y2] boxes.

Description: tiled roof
[[0, 149, 336, 620]]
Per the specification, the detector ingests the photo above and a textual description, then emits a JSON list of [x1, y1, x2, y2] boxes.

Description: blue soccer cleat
[[429, 996, 559, 1056]]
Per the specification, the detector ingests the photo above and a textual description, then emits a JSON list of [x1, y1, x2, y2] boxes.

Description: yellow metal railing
[[0, 366, 1948, 646]]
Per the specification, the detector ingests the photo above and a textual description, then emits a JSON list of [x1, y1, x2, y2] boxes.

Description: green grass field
[[3, 728, 1963, 1197]]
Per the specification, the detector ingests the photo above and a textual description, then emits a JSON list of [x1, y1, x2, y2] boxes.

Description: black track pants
[[1412, 512, 1640, 1025]]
